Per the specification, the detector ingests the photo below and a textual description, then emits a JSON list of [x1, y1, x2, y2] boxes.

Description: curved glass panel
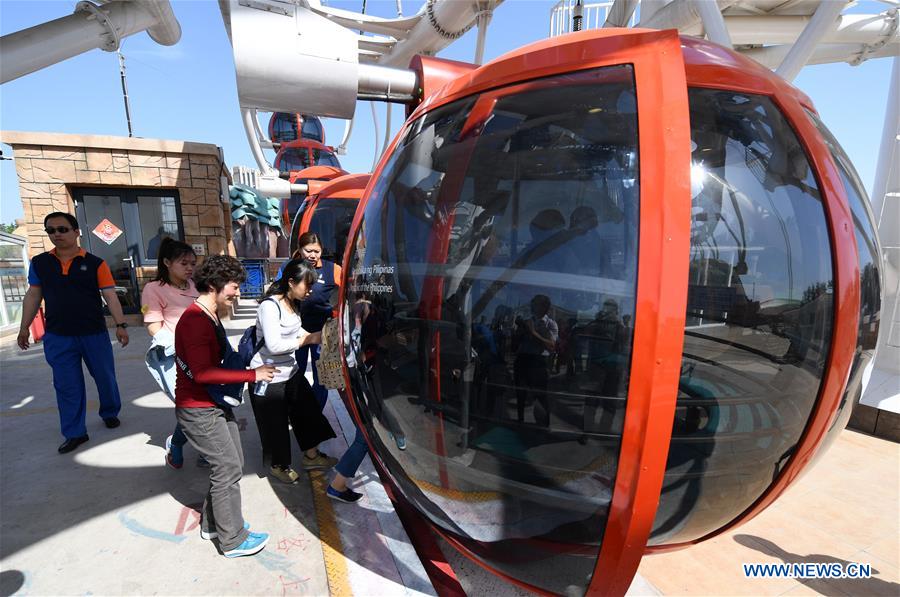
[[306, 198, 359, 262], [277, 148, 311, 173], [344, 65, 640, 595], [302, 116, 325, 143], [806, 111, 882, 455], [271, 113, 299, 143], [312, 148, 341, 169], [650, 89, 834, 545]]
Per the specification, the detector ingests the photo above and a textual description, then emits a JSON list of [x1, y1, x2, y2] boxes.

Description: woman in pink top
[[141, 238, 200, 469]]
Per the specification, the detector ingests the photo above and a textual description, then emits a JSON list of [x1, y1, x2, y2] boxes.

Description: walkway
[[0, 299, 896, 596]]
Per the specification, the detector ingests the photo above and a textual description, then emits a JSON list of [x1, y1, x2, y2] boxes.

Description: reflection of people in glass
[[513, 294, 558, 426], [146, 226, 172, 260], [351, 284, 407, 449], [579, 299, 627, 432]]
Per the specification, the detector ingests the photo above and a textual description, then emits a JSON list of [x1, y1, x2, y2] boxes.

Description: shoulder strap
[[253, 297, 283, 353]]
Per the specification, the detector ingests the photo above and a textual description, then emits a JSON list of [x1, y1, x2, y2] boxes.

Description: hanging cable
[[382, 103, 393, 161], [117, 50, 134, 137], [370, 101, 381, 172]]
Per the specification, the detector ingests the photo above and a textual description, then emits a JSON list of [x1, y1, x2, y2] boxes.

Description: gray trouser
[[176, 406, 249, 551]]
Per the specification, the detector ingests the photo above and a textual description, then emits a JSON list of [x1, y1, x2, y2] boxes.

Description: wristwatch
[[116, 322, 128, 329]]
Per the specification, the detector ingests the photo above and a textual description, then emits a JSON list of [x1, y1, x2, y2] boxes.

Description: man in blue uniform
[[17, 212, 130, 453]]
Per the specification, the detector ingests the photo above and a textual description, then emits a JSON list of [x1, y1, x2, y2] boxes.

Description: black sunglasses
[[45, 226, 73, 235]]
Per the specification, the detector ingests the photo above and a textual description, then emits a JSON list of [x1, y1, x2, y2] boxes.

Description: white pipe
[[357, 63, 418, 101], [142, 0, 181, 46], [721, 13, 899, 46], [742, 42, 897, 69], [639, 0, 740, 31], [604, 0, 638, 28], [637, 0, 667, 26], [777, 1, 848, 81], [871, 57, 900, 221], [694, 0, 732, 48], [0, 0, 160, 83], [336, 117, 354, 155], [242, 108, 277, 174], [379, 0, 503, 68], [382, 104, 393, 160], [370, 102, 381, 172], [473, 6, 493, 65]]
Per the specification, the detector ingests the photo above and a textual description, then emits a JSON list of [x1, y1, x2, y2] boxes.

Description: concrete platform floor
[[1, 300, 897, 596]]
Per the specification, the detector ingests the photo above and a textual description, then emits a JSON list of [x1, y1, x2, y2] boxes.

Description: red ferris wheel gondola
[[335, 28, 881, 596]]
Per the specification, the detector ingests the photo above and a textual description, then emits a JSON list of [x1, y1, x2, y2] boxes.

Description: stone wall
[[8, 141, 231, 265]]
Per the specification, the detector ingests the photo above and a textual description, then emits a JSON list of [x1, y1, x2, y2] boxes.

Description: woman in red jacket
[[175, 255, 276, 558]]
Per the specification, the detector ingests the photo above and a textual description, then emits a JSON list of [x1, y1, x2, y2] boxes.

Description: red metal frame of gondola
[[334, 28, 860, 597], [644, 37, 860, 555]]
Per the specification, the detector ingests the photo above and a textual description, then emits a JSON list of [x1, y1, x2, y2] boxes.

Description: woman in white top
[[249, 259, 337, 484]]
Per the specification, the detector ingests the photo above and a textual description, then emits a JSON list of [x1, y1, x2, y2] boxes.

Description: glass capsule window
[[650, 89, 835, 545], [277, 148, 311, 173], [344, 65, 640, 595], [806, 110, 882, 455], [307, 198, 359, 262]]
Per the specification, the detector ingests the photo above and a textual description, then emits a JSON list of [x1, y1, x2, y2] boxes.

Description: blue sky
[[0, 0, 892, 224]]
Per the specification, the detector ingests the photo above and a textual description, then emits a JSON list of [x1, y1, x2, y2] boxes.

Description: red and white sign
[[92, 219, 123, 245]]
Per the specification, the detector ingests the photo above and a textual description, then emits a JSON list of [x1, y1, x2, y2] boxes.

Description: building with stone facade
[[1, 131, 233, 314]]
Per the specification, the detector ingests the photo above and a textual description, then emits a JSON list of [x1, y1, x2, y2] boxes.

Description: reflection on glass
[[302, 117, 325, 143], [307, 198, 359, 262], [271, 113, 299, 143], [139, 195, 180, 261], [278, 148, 310, 173], [311, 148, 341, 169], [81, 195, 137, 307], [344, 66, 639, 594], [650, 89, 835, 545], [806, 111, 882, 455]]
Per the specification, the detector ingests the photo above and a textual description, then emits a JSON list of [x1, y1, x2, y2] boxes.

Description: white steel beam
[[0, 0, 180, 84], [695, 0, 733, 47], [724, 13, 899, 46], [776, 0, 848, 81], [604, 0, 638, 28], [639, 0, 740, 31], [742, 42, 898, 68], [862, 56, 900, 414]]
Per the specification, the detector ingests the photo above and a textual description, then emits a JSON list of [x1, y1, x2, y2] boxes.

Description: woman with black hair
[[250, 258, 337, 484], [141, 237, 201, 469], [276, 232, 341, 410], [175, 255, 276, 558]]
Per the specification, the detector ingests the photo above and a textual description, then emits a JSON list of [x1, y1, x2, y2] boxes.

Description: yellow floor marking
[[308, 469, 353, 597]]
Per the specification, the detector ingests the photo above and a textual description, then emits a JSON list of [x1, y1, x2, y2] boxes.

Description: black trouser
[[514, 353, 550, 425], [250, 373, 336, 468]]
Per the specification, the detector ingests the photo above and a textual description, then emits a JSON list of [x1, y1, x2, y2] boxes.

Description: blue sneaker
[[201, 521, 250, 541], [223, 532, 269, 558], [326, 485, 363, 503], [165, 435, 183, 469]]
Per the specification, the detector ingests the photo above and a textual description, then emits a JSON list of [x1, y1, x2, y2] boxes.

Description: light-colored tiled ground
[[2, 299, 897, 596], [638, 430, 900, 596]]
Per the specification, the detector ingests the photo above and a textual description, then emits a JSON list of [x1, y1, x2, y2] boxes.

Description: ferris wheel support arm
[[0, 0, 180, 84], [241, 108, 277, 175], [379, 0, 503, 68], [776, 1, 848, 81], [862, 56, 900, 414], [742, 42, 898, 69], [603, 0, 638, 28], [694, 0, 732, 47], [638, 0, 740, 32]]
